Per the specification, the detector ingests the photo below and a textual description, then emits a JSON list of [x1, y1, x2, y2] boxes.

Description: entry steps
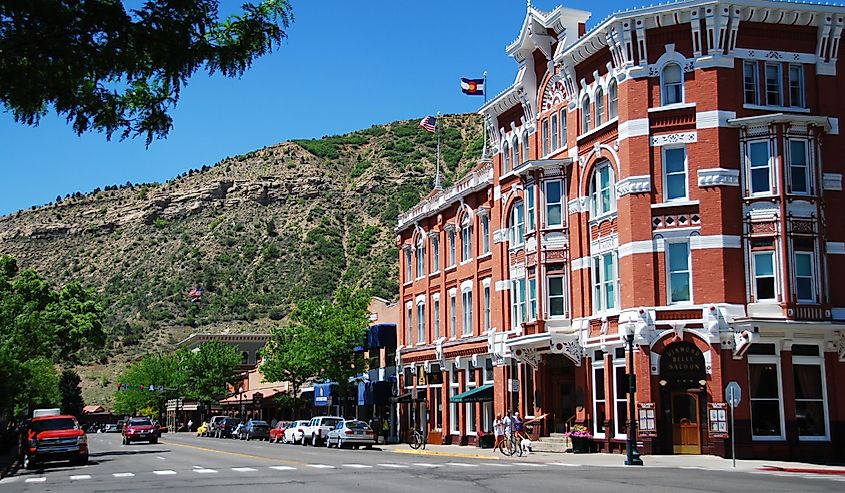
[[532, 433, 572, 453]]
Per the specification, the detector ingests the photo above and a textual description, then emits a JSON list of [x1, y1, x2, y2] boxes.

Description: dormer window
[[661, 63, 683, 105]]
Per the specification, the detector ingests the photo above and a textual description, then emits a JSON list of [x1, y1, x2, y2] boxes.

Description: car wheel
[[72, 455, 89, 466], [325, 437, 331, 448], [150, 437, 158, 444], [311, 434, 318, 447], [23, 453, 34, 470], [365, 444, 373, 450]]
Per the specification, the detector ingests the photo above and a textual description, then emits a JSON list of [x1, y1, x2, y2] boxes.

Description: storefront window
[[793, 344, 828, 439], [749, 346, 783, 439], [449, 365, 460, 434], [613, 364, 628, 438], [523, 365, 536, 417], [592, 361, 606, 437]]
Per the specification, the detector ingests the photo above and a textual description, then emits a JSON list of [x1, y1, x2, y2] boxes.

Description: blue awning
[[366, 323, 397, 349]]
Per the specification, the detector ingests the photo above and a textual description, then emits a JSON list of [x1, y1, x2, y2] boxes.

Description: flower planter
[[427, 430, 442, 445], [571, 436, 590, 454]]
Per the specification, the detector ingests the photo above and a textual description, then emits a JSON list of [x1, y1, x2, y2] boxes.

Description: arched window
[[522, 131, 530, 163], [608, 79, 618, 119], [590, 161, 616, 218], [512, 137, 520, 167], [661, 63, 683, 105], [502, 140, 510, 174], [415, 235, 426, 278], [551, 113, 559, 150], [581, 96, 591, 133], [509, 200, 525, 246], [460, 213, 472, 262], [594, 87, 605, 127]]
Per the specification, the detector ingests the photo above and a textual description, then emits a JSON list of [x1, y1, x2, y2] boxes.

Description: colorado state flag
[[461, 78, 485, 96]]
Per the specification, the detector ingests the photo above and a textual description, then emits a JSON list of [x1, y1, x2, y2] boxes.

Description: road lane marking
[[153, 470, 177, 475], [518, 463, 548, 467], [343, 464, 373, 468], [113, 473, 135, 478], [70, 475, 92, 480], [195, 469, 218, 473], [412, 463, 442, 468], [547, 462, 581, 467], [164, 440, 307, 467], [482, 462, 512, 467], [446, 462, 479, 467], [378, 463, 409, 468], [269, 466, 297, 471], [156, 456, 166, 460], [232, 467, 258, 472], [306, 464, 335, 469], [25, 477, 47, 483], [0, 477, 19, 484]]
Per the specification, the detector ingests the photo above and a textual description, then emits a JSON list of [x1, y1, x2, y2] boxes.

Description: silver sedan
[[325, 420, 376, 449]]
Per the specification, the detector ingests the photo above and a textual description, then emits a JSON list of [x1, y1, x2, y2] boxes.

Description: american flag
[[419, 115, 437, 133]]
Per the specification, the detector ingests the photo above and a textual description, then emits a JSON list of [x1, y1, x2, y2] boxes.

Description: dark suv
[[238, 420, 270, 441], [216, 417, 240, 438]]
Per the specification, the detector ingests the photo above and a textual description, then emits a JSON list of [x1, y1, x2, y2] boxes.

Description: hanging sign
[[416, 367, 427, 386], [637, 402, 657, 438], [708, 402, 729, 438]]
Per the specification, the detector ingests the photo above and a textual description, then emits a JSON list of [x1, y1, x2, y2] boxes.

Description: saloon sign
[[660, 341, 706, 382]]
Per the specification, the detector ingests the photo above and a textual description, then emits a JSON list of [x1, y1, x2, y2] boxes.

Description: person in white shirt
[[493, 414, 505, 450]]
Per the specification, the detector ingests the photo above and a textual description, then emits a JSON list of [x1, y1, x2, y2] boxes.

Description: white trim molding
[[823, 173, 843, 191], [698, 168, 740, 187], [826, 242, 845, 255], [651, 131, 697, 147], [619, 240, 663, 258], [568, 196, 589, 214], [696, 110, 736, 129], [734, 47, 817, 65], [617, 118, 649, 141], [689, 235, 741, 250], [494, 280, 511, 292], [615, 175, 652, 197], [571, 256, 590, 271]]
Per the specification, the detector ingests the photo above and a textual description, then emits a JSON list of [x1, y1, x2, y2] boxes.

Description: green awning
[[449, 384, 494, 403]]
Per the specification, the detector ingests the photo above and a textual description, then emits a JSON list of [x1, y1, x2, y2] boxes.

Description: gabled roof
[[506, 3, 591, 62]]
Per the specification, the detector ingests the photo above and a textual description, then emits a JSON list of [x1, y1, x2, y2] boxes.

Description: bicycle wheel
[[501, 436, 516, 456], [409, 432, 422, 450]]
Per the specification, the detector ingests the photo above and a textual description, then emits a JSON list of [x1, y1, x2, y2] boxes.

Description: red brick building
[[396, 0, 845, 460]]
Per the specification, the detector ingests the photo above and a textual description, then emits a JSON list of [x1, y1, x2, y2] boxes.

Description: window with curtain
[[594, 87, 605, 126], [545, 180, 563, 227], [661, 63, 683, 105], [608, 79, 618, 119]]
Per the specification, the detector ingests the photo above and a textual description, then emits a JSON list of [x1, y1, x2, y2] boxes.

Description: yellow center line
[[162, 439, 311, 466]]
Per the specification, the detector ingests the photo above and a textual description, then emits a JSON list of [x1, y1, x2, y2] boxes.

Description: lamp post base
[[625, 446, 644, 466]]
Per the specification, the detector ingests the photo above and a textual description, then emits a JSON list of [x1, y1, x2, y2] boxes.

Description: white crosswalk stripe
[[482, 462, 512, 467], [153, 470, 177, 475], [269, 466, 297, 471], [232, 467, 258, 472], [547, 462, 581, 467], [113, 473, 135, 478], [412, 463, 443, 468], [343, 464, 373, 468], [446, 462, 479, 467], [194, 468, 218, 473], [0, 477, 19, 484], [70, 474, 92, 480], [306, 464, 335, 469], [25, 477, 46, 483], [378, 463, 409, 468]]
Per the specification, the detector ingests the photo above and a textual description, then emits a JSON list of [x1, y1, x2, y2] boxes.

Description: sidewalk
[[384, 443, 845, 474]]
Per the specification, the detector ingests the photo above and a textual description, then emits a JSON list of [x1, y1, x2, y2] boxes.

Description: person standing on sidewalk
[[493, 414, 505, 450], [381, 418, 390, 444]]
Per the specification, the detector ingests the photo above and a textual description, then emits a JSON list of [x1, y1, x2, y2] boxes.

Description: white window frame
[[592, 361, 606, 438], [415, 238, 426, 279], [661, 63, 683, 105], [551, 113, 559, 151], [431, 235, 440, 273], [787, 139, 810, 195], [666, 240, 693, 304], [433, 295, 441, 340], [522, 131, 530, 163], [405, 302, 413, 346], [482, 280, 491, 331], [794, 251, 816, 303], [502, 140, 510, 174], [542, 119, 550, 157], [547, 275, 567, 317], [743, 61, 759, 105], [594, 87, 605, 127], [765, 62, 783, 107], [608, 79, 618, 120], [416, 299, 426, 344], [590, 161, 616, 218], [592, 251, 619, 314], [465, 366, 477, 435], [512, 137, 519, 169], [612, 358, 628, 439], [525, 184, 535, 233], [792, 345, 830, 441], [749, 350, 786, 441], [449, 366, 460, 435], [449, 290, 457, 339], [747, 140, 773, 196], [662, 145, 688, 202], [545, 179, 564, 227], [510, 278, 526, 329], [509, 201, 525, 247], [752, 251, 778, 302], [461, 287, 473, 336], [527, 277, 537, 321], [559, 108, 567, 148], [788, 64, 804, 108], [448, 229, 456, 267], [480, 215, 490, 255], [581, 96, 591, 134], [404, 248, 412, 282], [460, 215, 472, 262]]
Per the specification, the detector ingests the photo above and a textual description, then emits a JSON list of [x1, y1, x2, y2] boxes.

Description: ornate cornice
[[615, 175, 651, 197], [698, 168, 740, 187]]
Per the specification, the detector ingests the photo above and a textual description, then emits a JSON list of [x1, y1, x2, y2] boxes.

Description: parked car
[[21, 413, 88, 469], [325, 420, 376, 449], [207, 415, 226, 437], [216, 417, 240, 438], [283, 420, 310, 445], [103, 424, 119, 433], [122, 417, 160, 445], [238, 420, 270, 441], [302, 416, 344, 447], [196, 422, 209, 437], [269, 421, 289, 443]]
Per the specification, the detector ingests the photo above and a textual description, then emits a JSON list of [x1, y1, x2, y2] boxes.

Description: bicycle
[[407, 428, 426, 450]]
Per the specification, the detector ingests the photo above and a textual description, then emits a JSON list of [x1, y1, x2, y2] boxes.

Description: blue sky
[[0, 0, 630, 215]]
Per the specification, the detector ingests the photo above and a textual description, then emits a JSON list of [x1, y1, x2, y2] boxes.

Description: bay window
[[511, 278, 526, 329], [794, 251, 816, 303], [547, 275, 566, 316], [667, 241, 692, 303], [788, 140, 809, 194], [525, 184, 535, 233], [747, 141, 772, 195], [528, 277, 537, 321], [545, 180, 563, 227], [592, 251, 618, 313], [663, 146, 687, 201], [753, 251, 777, 301]]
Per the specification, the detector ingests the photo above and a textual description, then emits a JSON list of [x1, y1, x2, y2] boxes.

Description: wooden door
[[671, 392, 701, 454]]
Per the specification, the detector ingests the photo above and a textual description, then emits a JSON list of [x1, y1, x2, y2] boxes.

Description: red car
[[22, 414, 88, 469], [269, 421, 290, 443], [122, 417, 160, 444]]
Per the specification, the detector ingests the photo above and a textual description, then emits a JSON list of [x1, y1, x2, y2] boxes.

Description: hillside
[[0, 114, 484, 404]]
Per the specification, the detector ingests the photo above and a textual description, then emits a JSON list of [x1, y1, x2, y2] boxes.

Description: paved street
[[1, 433, 843, 492]]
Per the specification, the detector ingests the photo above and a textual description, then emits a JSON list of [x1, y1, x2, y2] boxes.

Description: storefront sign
[[427, 371, 444, 385], [708, 402, 729, 439], [660, 341, 706, 381], [508, 378, 519, 392], [416, 367, 427, 386], [637, 402, 657, 438]]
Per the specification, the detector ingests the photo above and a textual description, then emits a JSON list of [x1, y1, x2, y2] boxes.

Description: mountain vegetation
[[0, 113, 484, 405]]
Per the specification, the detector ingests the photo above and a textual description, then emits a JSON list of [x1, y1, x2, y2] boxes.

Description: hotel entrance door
[[671, 392, 701, 454]]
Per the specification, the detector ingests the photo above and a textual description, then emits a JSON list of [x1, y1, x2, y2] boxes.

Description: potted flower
[[564, 424, 592, 453]]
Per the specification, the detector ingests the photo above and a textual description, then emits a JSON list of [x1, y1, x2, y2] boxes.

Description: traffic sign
[[725, 381, 741, 408]]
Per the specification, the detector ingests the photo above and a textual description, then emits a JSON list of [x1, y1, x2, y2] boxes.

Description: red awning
[[220, 388, 282, 404]]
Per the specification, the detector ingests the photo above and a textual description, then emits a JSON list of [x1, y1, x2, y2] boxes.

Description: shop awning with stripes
[[449, 384, 494, 403]]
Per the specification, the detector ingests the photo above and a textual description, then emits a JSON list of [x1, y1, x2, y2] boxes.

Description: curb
[[392, 448, 499, 460], [758, 466, 845, 475]]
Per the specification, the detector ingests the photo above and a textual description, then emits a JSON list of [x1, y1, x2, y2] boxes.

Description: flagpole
[[482, 71, 489, 160], [435, 111, 442, 190]]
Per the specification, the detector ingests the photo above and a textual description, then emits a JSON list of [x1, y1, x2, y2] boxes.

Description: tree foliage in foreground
[[262, 287, 370, 403], [0, 1, 294, 144]]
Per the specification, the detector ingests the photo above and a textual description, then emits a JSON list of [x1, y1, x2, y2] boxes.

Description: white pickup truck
[[302, 416, 344, 447]]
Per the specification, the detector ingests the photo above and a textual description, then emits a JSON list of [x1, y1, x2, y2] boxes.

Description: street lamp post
[[238, 386, 244, 421], [625, 323, 644, 466]]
